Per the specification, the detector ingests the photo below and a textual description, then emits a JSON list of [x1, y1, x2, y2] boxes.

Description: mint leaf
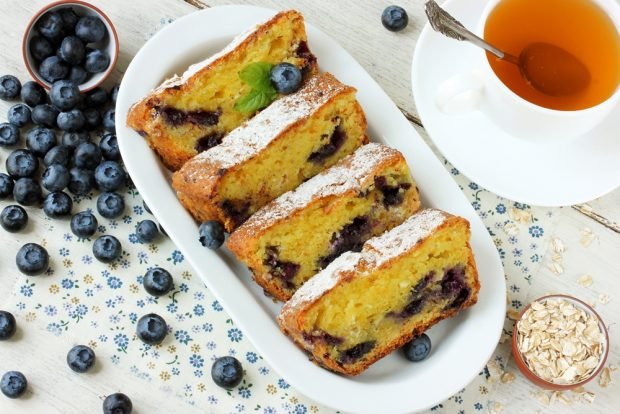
[[234, 89, 277, 114], [238, 62, 274, 91]]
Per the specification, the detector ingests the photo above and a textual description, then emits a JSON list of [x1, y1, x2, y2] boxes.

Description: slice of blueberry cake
[[227, 143, 420, 301], [172, 73, 368, 232], [127, 10, 318, 170], [278, 209, 480, 376]]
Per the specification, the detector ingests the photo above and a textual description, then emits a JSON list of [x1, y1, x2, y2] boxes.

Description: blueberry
[[68, 167, 95, 195], [110, 84, 120, 103], [39, 56, 69, 83], [37, 11, 64, 40], [8, 104, 31, 128], [13, 178, 41, 206], [0, 123, 20, 147], [143, 267, 173, 296], [41, 164, 70, 192], [57, 109, 85, 132], [85, 87, 107, 107], [1, 205, 28, 232], [0, 173, 14, 199], [403, 333, 431, 362], [198, 220, 225, 250], [94, 161, 125, 192], [16, 243, 49, 275], [85, 49, 110, 73], [136, 313, 167, 345], [102, 108, 115, 132], [381, 5, 409, 32], [136, 220, 159, 243], [211, 356, 243, 388], [73, 141, 101, 169], [26, 127, 57, 157], [68, 66, 89, 85], [43, 191, 72, 218], [62, 131, 89, 149], [58, 7, 79, 32], [270, 63, 302, 94], [83, 107, 100, 130], [44, 145, 72, 167], [20, 81, 46, 107], [32, 104, 59, 128], [70, 211, 98, 238], [0, 75, 21, 100], [97, 191, 124, 218], [75, 16, 106, 43], [99, 133, 120, 160], [6, 149, 39, 178], [103, 393, 132, 414], [142, 200, 152, 214], [29, 36, 54, 61], [92, 234, 121, 263], [0, 311, 17, 340], [59, 36, 85, 65], [50, 80, 81, 111], [66, 345, 96, 373], [1, 371, 27, 399]]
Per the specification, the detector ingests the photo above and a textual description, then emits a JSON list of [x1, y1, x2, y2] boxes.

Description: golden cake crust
[[277, 209, 481, 376], [171, 73, 368, 232], [227, 143, 420, 301], [127, 10, 317, 170]]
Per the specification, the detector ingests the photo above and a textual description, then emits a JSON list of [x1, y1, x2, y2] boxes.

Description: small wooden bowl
[[22, 0, 119, 92], [512, 294, 609, 390]]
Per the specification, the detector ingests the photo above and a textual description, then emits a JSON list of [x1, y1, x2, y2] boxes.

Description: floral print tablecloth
[[1, 152, 556, 413]]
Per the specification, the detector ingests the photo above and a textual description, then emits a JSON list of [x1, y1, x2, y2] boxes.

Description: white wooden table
[[0, 1, 618, 413]]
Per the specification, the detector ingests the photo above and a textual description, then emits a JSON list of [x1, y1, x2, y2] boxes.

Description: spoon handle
[[424, 0, 507, 60]]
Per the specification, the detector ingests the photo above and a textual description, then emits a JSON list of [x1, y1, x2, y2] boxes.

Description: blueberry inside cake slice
[[172, 73, 368, 232], [227, 143, 420, 301], [278, 209, 480, 376], [127, 10, 318, 170]]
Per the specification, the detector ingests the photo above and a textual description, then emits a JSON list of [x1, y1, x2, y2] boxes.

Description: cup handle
[[435, 72, 485, 114]]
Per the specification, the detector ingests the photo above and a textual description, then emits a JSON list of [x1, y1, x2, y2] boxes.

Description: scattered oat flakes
[[577, 274, 593, 287], [509, 208, 532, 224], [486, 360, 503, 383], [551, 237, 566, 253], [551, 252, 563, 263], [503, 222, 519, 236], [534, 391, 550, 405], [487, 401, 504, 414], [500, 371, 515, 384], [507, 309, 520, 321], [598, 294, 610, 305], [599, 367, 612, 387], [516, 298, 605, 385], [548, 262, 564, 275], [580, 227, 596, 247], [581, 391, 596, 403]]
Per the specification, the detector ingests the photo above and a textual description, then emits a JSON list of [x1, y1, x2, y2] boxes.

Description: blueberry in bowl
[[16, 243, 49, 276], [1, 371, 27, 399], [1, 205, 28, 233], [136, 313, 168, 345], [66, 345, 96, 373], [143, 267, 173, 296], [70, 211, 98, 238], [23, 3, 119, 92], [50, 80, 81, 111], [92, 234, 121, 263]]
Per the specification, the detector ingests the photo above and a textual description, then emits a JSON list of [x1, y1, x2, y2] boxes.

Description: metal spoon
[[424, 0, 590, 96]]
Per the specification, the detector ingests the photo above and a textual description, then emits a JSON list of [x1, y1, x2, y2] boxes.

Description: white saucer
[[411, 0, 620, 207]]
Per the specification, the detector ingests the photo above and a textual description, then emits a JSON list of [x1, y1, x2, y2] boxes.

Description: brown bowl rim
[[21, 0, 119, 92], [511, 294, 609, 390]]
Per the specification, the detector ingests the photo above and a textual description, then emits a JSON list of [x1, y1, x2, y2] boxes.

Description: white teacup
[[435, 0, 620, 141]]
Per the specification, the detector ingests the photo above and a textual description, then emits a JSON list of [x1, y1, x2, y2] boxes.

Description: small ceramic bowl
[[22, 0, 119, 92], [512, 294, 609, 390]]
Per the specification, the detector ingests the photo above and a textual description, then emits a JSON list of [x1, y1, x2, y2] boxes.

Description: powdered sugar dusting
[[280, 209, 449, 315], [184, 73, 349, 178], [280, 251, 363, 317], [155, 13, 277, 92], [364, 209, 448, 266], [243, 143, 398, 230]]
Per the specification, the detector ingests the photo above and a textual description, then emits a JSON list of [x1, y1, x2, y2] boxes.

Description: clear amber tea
[[484, 0, 620, 110]]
